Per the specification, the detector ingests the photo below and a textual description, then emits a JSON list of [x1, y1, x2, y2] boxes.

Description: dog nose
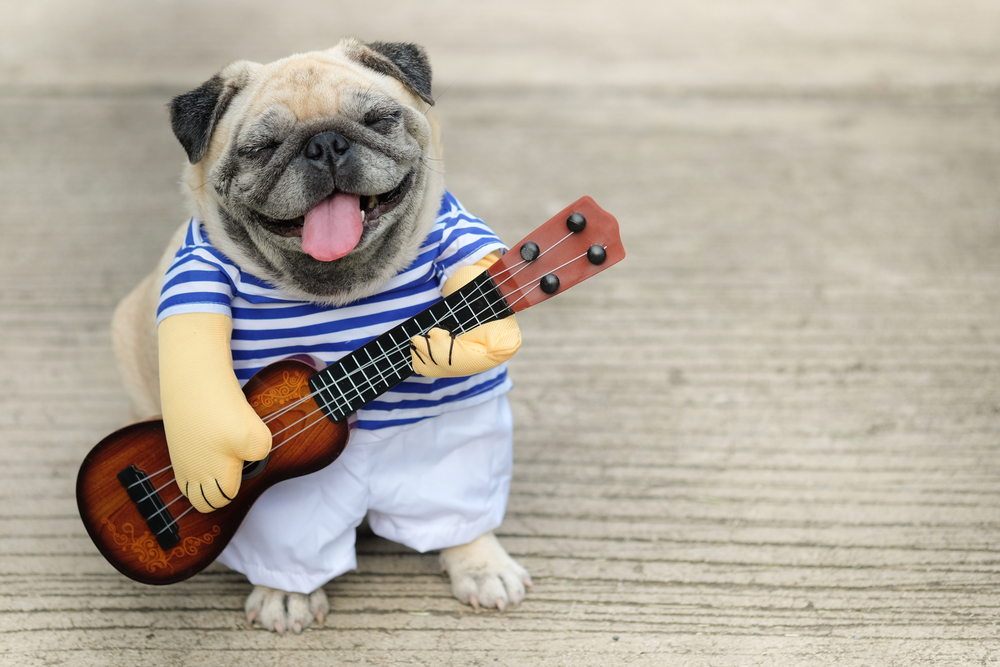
[[304, 132, 351, 163]]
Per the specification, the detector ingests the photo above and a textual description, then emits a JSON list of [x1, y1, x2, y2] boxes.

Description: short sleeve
[[432, 193, 507, 286], [156, 221, 238, 324]]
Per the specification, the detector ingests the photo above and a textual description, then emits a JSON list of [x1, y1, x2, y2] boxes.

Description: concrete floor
[[2, 1, 999, 665]]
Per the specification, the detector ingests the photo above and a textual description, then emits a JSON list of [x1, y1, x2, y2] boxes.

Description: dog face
[[168, 38, 444, 305]]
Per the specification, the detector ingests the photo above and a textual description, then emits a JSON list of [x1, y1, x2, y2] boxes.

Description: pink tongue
[[301, 193, 364, 261]]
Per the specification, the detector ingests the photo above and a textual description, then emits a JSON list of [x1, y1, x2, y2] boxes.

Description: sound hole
[[241, 454, 270, 480]]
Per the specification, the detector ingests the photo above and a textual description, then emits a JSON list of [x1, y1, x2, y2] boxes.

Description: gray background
[[2, 1, 999, 665]]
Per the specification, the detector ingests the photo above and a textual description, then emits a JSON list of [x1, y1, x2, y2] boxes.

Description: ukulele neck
[[306, 195, 625, 425], [306, 270, 513, 423]]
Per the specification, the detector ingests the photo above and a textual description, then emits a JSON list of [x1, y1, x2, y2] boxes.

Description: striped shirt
[[157, 191, 512, 430]]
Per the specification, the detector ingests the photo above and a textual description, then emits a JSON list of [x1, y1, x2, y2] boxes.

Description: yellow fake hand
[[411, 252, 522, 378], [158, 313, 272, 513]]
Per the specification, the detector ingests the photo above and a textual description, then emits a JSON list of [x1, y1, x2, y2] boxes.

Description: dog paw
[[244, 585, 329, 634], [439, 532, 532, 612]]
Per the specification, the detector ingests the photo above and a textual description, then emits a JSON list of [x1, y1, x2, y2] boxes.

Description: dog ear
[[169, 61, 258, 164], [344, 39, 434, 106]]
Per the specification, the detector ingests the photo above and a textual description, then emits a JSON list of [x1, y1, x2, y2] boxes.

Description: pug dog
[[111, 38, 531, 634]]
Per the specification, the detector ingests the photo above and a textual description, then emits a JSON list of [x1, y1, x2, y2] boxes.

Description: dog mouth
[[257, 171, 413, 240]]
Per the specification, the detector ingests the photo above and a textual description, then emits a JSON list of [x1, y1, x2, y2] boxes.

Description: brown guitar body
[[76, 357, 349, 585]]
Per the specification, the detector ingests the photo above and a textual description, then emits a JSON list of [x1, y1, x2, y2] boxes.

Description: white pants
[[216, 396, 513, 594]]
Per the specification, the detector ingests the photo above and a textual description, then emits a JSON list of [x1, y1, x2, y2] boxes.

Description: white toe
[[440, 532, 532, 612], [309, 587, 329, 626], [244, 585, 329, 634]]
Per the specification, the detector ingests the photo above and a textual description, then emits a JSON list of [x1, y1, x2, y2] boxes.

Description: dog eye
[[237, 143, 280, 159], [363, 108, 402, 131]]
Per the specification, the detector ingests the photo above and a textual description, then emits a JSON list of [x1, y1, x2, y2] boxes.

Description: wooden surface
[[2, 1, 999, 665]]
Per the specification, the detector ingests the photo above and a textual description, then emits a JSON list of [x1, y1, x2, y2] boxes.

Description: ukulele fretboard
[[307, 270, 514, 423]]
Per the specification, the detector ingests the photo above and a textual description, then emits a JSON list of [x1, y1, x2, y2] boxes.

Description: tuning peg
[[540, 274, 560, 294], [567, 213, 586, 232], [587, 245, 607, 265]]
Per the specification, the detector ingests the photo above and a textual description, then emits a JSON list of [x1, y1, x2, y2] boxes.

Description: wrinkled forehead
[[246, 55, 404, 120]]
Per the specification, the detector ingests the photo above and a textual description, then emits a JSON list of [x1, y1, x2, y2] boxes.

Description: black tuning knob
[[520, 241, 540, 262], [540, 274, 560, 294], [587, 245, 607, 265], [566, 213, 586, 232]]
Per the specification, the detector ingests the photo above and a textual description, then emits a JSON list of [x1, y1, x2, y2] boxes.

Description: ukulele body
[[76, 356, 349, 585]]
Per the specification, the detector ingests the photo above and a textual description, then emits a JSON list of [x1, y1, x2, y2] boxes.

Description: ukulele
[[77, 196, 625, 585]]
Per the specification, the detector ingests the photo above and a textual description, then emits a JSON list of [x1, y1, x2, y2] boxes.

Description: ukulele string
[[233, 246, 547, 439], [251, 247, 548, 426], [155, 299, 507, 532], [213, 256, 534, 433], [267, 232, 582, 423], [128, 462, 174, 489], [251, 232, 576, 425], [154, 246, 601, 533], [231, 233, 576, 429], [146, 484, 190, 520], [131, 267, 526, 493], [134, 245, 594, 497], [254, 256, 572, 444], [136, 475, 182, 505], [257, 246, 596, 449], [137, 241, 597, 507], [492, 231, 576, 287], [160, 504, 197, 534]]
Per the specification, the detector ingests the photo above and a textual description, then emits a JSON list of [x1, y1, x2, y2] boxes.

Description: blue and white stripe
[[157, 191, 512, 430]]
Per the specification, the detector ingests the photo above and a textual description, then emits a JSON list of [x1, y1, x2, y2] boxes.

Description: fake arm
[[411, 251, 521, 378], [158, 312, 272, 513]]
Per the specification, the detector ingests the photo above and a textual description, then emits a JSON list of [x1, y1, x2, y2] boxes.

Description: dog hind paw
[[245, 585, 329, 634], [439, 532, 532, 612]]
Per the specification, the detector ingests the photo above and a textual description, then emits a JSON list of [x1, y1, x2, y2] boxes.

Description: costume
[[157, 192, 514, 593], [158, 191, 511, 430]]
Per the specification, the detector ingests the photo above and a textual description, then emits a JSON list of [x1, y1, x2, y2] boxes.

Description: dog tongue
[[301, 193, 364, 261]]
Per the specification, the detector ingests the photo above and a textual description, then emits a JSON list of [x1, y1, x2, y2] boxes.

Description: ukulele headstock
[[488, 196, 625, 313]]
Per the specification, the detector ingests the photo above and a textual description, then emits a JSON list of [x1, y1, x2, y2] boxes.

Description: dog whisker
[[419, 157, 445, 176], [427, 82, 453, 113]]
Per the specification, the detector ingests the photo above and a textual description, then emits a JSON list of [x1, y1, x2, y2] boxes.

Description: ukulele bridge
[[117, 464, 181, 550]]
